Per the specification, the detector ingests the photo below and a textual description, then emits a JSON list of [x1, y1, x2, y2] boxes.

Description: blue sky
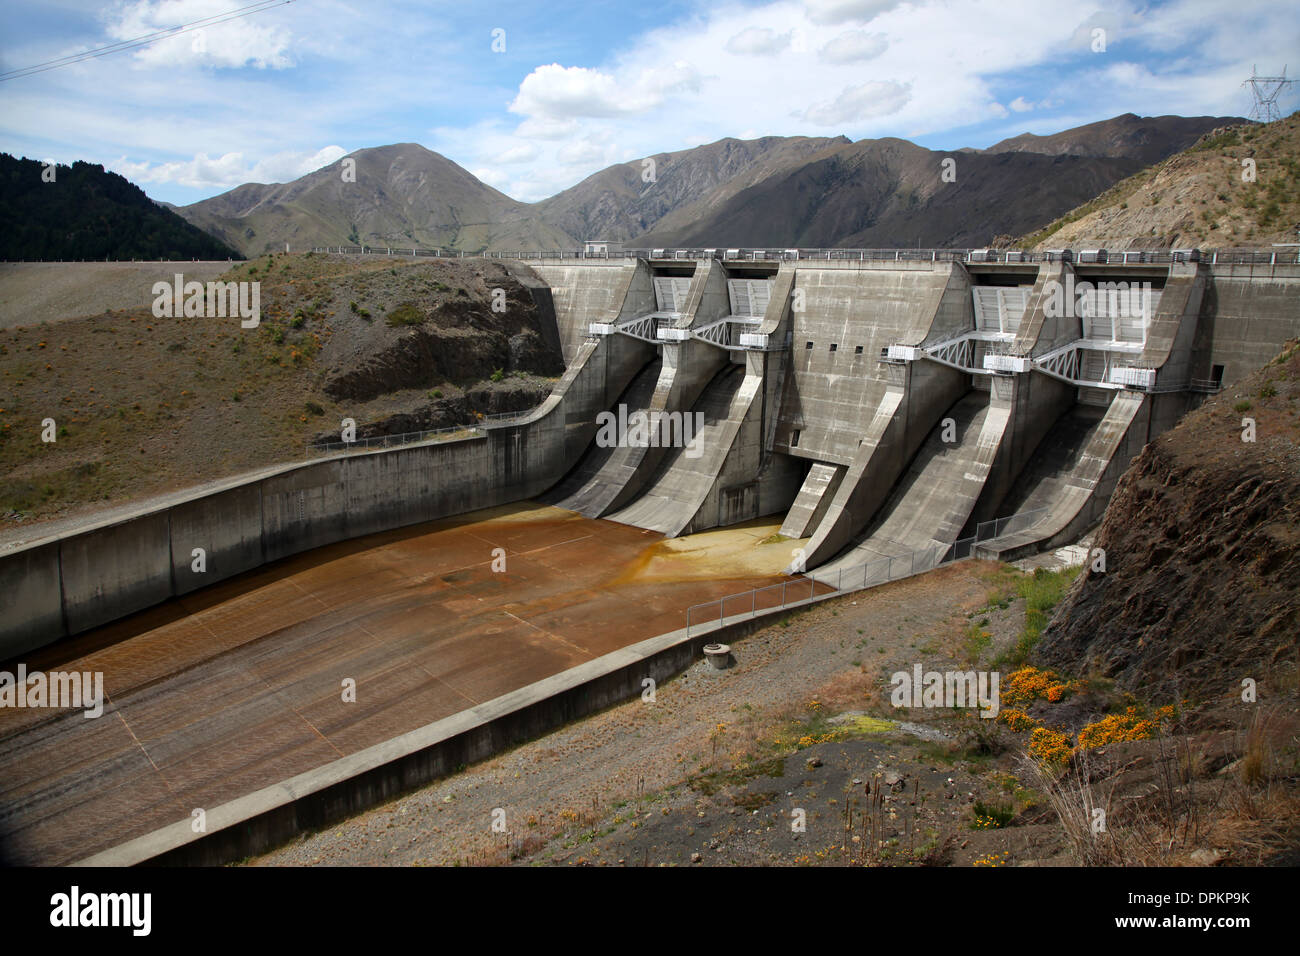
[[1, 0, 1297, 207]]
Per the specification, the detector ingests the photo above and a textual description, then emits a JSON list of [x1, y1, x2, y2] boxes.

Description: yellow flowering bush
[[997, 708, 1036, 732], [1076, 705, 1176, 750], [1003, 666, 1079, 705], [1028, 726, 1073, 766]]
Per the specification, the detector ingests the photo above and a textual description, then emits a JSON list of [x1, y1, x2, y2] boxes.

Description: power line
[[0, 0, 295, 83]]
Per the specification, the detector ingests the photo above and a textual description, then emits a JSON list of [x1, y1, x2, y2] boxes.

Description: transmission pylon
[[1242, 65, 1294, 123]]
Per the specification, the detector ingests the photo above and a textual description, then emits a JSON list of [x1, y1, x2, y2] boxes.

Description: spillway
[[4, 247, 1299, 865]]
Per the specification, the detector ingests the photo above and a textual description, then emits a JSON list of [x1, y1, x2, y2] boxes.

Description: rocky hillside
[[0, 252, 560, 531], [1036, 341, 1300, 701], [1020, 112, 1300, 249]]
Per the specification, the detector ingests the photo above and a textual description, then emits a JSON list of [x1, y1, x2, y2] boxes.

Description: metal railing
[[303, 246, 1300, 267], [683, 507, 1047, 637], [9, 246, 1297, 267], [305, 405, 542, 455], [307, 422, 484, 454]]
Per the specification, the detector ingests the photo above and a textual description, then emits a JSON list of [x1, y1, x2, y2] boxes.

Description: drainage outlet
[[703, 643, 732, 670]]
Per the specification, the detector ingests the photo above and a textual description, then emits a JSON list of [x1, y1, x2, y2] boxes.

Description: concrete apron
[[0, 506, 803, 866]]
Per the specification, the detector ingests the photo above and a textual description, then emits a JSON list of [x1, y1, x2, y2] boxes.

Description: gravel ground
[[0, 261, 234, 328]]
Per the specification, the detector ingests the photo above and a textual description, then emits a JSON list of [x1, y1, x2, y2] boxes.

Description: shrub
[[429, 389, 443, 399], [971, 800, 1015, 829], [1076, 705, 1175, 751], [385, 302, 424, 327], [1029, 726, 1072, 766], [1234, 400, 1252, 413], [490, 367, 505, 382], [998, 709, 1036, 733], [1003, 665, 1078, 704]]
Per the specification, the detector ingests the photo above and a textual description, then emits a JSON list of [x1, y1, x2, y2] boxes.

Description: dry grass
[[1021, 702, 1297, 866]]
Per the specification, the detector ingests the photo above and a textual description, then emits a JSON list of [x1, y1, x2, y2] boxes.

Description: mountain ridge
[[173, 113, 1248, 255]]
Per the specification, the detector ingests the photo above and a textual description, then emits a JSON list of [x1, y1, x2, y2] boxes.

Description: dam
[[2, 246, 1298, 865]]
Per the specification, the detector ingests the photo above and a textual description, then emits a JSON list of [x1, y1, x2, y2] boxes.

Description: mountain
[[634, 139, 1137, 248], [180, 137, 849, 256], [634, 114, 1247, 248], [533, 135, 849, 241], [176, 113, 1250, 257], [0, 154, 238, 261], [1018, 112, 1300, 249], [982, 113, 1248, 165], [178, 143, 574, 257]]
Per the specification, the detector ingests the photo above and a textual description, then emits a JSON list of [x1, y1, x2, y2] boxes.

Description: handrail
[[300, 246, 1300, 267]]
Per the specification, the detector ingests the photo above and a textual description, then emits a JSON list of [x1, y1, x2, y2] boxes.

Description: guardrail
[[303, 245, 1300, 267], [8, 247, 1297, 267], [307, 423, 484, 454], [305, 407, 539, 455], [683, 507, 1048, 637]]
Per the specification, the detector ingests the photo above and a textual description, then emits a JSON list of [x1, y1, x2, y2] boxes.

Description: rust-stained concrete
[[0, 503, 799, 865]]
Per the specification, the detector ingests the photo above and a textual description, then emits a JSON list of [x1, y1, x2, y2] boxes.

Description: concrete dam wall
[[4, 253, 1300, 658]]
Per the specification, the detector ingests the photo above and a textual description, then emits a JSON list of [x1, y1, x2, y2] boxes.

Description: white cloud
[[556, 140, 608, 164], [112, 145, 345, 190], [820, 30, 888, 63], [509, 61, 701, 120], [509, 64, 627, 119], [1009, 96, 1034, 112], [495, 143, 542, 164], [801, 80, 912, 125], [725, 27, 792, 55], [514, 116, 580, 140], [805, 0, 900, 26], [106, 0, 296, 70]]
